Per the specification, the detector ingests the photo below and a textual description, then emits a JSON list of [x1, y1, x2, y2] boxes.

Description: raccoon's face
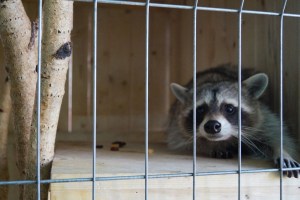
[[183, 85, 249, 141], [170, 73, 268, 142]]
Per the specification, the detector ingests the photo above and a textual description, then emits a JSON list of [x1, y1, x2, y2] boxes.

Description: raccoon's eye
[[196, 105, 206, 115], [224, 104, 236, 115]]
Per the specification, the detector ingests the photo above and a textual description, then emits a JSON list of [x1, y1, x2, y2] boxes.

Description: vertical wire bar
[[92, 0, 98, 199], [192, 0, 199, 199], [68, 54, 73, 133], [145, 1, 150, 200], [279, 1, 288, 200], [237, 1, 245, 200], [36, 0, 43, 199]]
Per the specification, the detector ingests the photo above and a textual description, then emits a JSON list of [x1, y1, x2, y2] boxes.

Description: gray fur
[[243, 73, 268, 99], [170, 83, 189, 104], [167, 65, 300, 178]]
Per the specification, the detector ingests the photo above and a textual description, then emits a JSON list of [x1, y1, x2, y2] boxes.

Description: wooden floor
[[50, 142, 300, 200]]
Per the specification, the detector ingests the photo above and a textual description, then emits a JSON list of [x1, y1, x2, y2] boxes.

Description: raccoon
[[167, 64, 300, 178]]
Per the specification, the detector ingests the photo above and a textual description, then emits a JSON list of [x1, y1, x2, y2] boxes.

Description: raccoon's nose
[[204, 120, 221, 134]]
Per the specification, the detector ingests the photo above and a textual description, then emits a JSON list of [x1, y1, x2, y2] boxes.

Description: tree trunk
[[26, 0, 73, 199], [0, 0, 38, 198], [1, 0, 73, 199], [0, 77, 11, 200]]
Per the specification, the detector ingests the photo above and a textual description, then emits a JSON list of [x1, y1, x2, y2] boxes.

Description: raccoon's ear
[[243, 73, 268, 99], [170, 83, 189, 104]]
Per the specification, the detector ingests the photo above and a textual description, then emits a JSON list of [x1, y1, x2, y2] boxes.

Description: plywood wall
[[57, 4, 183, 142]]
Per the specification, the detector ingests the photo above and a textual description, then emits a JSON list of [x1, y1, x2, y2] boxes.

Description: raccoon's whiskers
[[231, 129, 266, 157], [183, 131, 203, 145], [241, 129, 268, 146], [242, 126, 264, 133], [240, 133, 267, 157], [185, 135, 201, 144], [242, 136, 266, 157]]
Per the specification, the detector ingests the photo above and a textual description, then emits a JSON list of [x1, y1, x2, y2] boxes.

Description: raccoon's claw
[[211, 150, 233, 159], [276, 158, 300, 178]]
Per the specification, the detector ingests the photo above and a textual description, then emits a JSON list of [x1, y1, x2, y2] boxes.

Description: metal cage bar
[[36, 0, 43, 199], [92, 0, 99, 199], [237, 1, 245, 200], [1, 166, 300, 185], [71, 0, 300, 18], [144, 0, 150, 200], [192, 0, 199, 199], [279, 1, 288, 199]]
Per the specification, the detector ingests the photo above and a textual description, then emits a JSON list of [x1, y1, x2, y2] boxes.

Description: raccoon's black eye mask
[[196, 104, 208, 115], [184, 104, 208, 132]]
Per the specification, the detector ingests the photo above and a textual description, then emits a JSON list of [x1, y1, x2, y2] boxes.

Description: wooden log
[[26, 0, 73, 199], [0, 0, 37, 198], [0, 77, 11, 200]]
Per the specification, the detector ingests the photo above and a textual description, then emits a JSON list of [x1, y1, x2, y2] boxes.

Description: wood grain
[[50, 142, 300, 200]]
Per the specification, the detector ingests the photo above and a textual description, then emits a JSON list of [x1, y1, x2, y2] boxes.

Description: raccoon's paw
[[275, 158, 300, 178], [211, 150, 233, 159]]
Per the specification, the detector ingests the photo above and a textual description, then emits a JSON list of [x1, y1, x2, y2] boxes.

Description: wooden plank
[[50, 174, 300, 200], [50, 142, 300, 200]]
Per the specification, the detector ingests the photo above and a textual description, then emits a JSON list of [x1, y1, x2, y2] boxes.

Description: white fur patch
[[183, 93, 213, 116], [196, 92, 213, 107], [216, 96, 253, 113]]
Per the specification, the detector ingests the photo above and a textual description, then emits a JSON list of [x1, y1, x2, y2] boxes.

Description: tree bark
[[26, 0, 73, 199], [0, 77, 11, 200], [0, 0, 37, 198], [1, 0, 73, 199]]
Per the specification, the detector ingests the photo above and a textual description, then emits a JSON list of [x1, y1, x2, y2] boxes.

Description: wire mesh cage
[[0, 0, 300, 200]]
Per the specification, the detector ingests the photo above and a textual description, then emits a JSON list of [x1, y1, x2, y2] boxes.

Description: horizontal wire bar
[[69, 0, 300, 18], [0, 180, 36, 186], [1, 167, 299, 185]]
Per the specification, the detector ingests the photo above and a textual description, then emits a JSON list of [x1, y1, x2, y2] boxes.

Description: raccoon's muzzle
[[204, 120, 221, 134]]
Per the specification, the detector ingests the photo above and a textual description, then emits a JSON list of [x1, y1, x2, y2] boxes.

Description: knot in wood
[[53, 42, 72, 59]]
